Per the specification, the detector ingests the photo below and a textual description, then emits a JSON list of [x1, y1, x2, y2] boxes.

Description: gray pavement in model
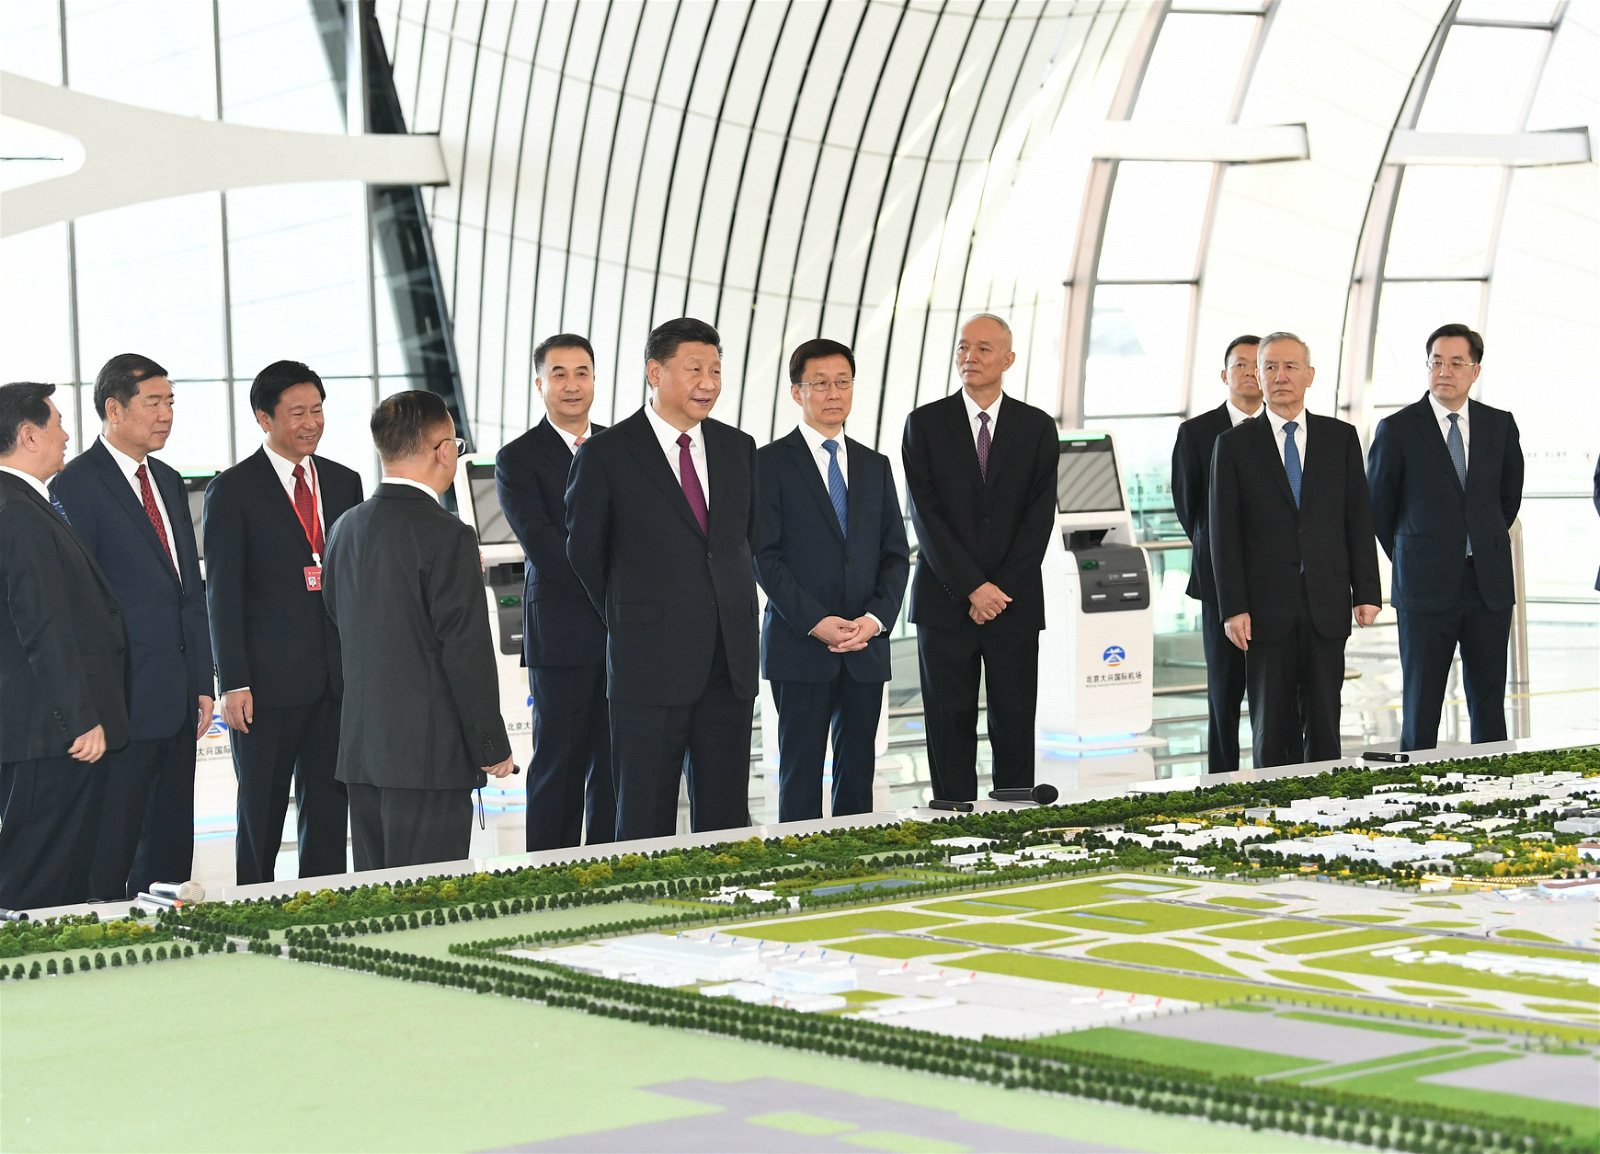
[[495, 1078, 1129, 1152], [1420, 1054, 1600, 1107], [1118, 1008, 1452, 1063]]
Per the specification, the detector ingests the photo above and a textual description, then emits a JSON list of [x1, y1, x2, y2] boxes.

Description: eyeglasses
[[434, 436, 468, 455], [801, 379, 855, 393], [1426, 358, 1477, 372]]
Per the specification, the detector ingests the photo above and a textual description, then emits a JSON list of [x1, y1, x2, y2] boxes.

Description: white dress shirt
[[263, 444, 326, 554], [552, 422, 592, 455], [645, 401, 710, 509], [381, 476, 442, 503], [1427, 392, 1469, 466], [101, 434, 178, 579], [794, 421, 884, 635], [1263, 405, 1308, 471], [961, 388, 1002, 447], [0, 465, 53, 503], [1226, 400, 1260, 427]]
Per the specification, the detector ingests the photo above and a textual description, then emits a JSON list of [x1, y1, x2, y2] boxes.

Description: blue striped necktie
[[1282, 420, 1302, 508], [48, 491, 71, 525], [1447, 413, 1471, 555], [822, 439, 848, 536]]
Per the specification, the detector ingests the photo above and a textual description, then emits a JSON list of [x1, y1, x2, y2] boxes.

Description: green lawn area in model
[[1407, 921, 1476, 929], [1338, 914, 1402, 924], [922, 878, 1194, 915], [1199, 920, 1340, 941], [1036, 1026, 1318, 1078], [1029, 901, 1252, 935], [1308, 952, 1599, 1002], [938, 922, 1070, 946], [1264, 969, 1365, 991], [829, 936, 977, 960], [1274, 1046, 1470, 1084], [1206, 895, 1283, 910], [0, 955, 1340, 1154], [731, 910, 955, 943], [1269, 928, 1418, 955], [1495, 929, 1563, 944], [1087, 942, 1245, 978], [1528, 1002, 1600, 1018], [1276, 1011, 1463, 1039]]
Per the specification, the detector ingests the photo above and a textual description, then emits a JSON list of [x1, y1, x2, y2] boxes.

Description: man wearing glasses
[[322, 391, 515, 869], [1368, 323, 1524, 751], [754, 339, 909, 822]]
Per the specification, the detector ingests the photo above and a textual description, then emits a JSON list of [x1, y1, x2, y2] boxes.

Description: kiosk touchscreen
[[1035, 433, 1156, 750]]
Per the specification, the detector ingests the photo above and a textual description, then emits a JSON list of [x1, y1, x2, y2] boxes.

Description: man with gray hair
[[902, 314, 1059, 801], [1208, 332, 1381, 767]]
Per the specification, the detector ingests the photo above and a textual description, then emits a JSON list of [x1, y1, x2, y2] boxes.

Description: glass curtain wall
[[1354, 1, 1597, 614], [0, 0, 403, 492]]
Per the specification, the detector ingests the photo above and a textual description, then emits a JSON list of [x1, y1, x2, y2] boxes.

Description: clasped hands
[[811, 615, 882, 653], [1223, 604, 1380, 652], [967, 581, 1011, 624]]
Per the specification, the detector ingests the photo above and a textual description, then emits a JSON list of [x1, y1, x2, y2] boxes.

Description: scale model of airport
[[3, 745, 1598, 1153]]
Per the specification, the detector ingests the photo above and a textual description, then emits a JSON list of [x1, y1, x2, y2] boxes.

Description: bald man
[[901, 315, 1059, 802]]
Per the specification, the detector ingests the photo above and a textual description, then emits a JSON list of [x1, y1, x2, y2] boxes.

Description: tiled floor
[[190, 618, 1598, 890]]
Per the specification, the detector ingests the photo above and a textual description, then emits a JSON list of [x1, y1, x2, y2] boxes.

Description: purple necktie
[[977, 410, 991, 480], [677, 432, 709, 536]]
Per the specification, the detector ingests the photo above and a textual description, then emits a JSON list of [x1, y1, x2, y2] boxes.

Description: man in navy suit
[[1368, 323, 1523, 751], [566, 318, 760, 840], [495, 334, 616, 850], [204, 361, 364, 883], [51, 354, 213, 898], [755, 339, 910, 823]]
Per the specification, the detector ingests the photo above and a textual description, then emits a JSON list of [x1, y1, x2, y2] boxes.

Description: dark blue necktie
[[1447, 412, 1471, 555], [48, 491, 71, 525], [822, 439, 848, 536], [1282, 420, 1302, 508]]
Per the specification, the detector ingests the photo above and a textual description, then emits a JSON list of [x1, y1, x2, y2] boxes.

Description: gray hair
[[962, 313, 1012, 338], [1258, 331, 1312, 366]]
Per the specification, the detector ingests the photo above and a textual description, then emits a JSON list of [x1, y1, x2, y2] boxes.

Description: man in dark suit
[[1209, 332, 1381, 768], [0, 383, 130, 910], [1368, 323, 1524, 751], [203, 361, 364, 884], [495, 334, 616, 850], [566, 317, 760, 840], [51, 354, 213, 900], [901, 314, 1059, 803], [755, 339, 910, 822], [322, 391, 514, 870], [1171, 335, 1262, 774]]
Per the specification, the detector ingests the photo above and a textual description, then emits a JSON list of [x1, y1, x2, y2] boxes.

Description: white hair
[[1258, 331, 1312, 367], [961, 312, 1012, 337]]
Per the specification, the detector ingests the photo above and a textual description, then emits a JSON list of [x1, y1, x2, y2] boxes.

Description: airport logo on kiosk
[[1102, 645, 1126, 666]]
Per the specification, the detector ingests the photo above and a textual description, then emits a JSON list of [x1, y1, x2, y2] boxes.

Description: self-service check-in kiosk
[[1035, 432, 1163, 785], [453, 459, 536, 849]]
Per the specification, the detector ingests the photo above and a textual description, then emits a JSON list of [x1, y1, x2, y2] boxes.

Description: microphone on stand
[[988, 784, 1060, 805]]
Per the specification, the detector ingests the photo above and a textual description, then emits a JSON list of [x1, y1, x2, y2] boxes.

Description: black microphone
[[928, 799, 974, 812], [988, 784, 1060, 805]]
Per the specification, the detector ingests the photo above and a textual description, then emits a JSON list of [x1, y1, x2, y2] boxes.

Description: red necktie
[[573, 435, 586, 447], [676, 432, 709, 536], [135, 463, 176, 573], [292, 463, 324, 555]]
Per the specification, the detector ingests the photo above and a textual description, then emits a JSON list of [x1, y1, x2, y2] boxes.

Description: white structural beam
[[1, 72, 447, 238], [1386, 127, 1592, 166], [1090, 122, 1310, 164]]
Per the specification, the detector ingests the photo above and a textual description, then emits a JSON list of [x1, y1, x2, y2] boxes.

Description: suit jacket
[[322, 483, 511, 790], [1171, 402, 1236, 604], [202, 448, 363, 707], [901, 392, 1059, 633], [51, 440, 212, 740], [1367, 395, 1523, 614], [565, 408, 760, 706], [1208, 411, 1382, 642], [495, 417, 607, 668], [754, 428, 910, 683], [0, 471, 130, 762]]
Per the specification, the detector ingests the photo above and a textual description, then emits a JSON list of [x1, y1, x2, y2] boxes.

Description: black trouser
[[771, 671, 882, 823], [231, 692, 347, 884], [1244, 581, 1346, 768], [90, 720, 196, 900], [346, 783, 473, 871], [527, 661, 616, 850], [609, 630, 752, 841], [1398, 557, 1512, 751], [1200, 598, 1247, 774], [0, 755, 106, 910], [916, 623, 1038, 801]]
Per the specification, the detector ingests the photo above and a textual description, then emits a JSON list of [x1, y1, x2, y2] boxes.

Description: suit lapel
[[981, 397, 1018, 492], [943, 393, 985, 492], [247, 449, 315, 561], [8, 474, 117, 599], [89, 441, 180, 583], [844, 437, 871, 547], [1411, 396, 1464, 494], [1246, 413, 1298, 514], [621, 409, 704, 537], [787, 429, 845, 543]]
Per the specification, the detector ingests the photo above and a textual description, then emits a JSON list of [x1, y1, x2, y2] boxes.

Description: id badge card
[[304, 565, 323, 592]]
